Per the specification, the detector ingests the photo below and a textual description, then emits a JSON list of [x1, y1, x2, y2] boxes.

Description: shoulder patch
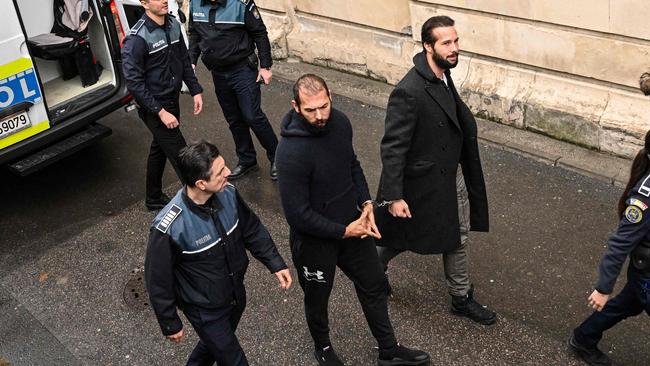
[[156, 204, 183, 233], [130, 19, 145, 36], [638, 175, 650, 197], [625, 205, 643, 224], [626, 198, 648, 211]]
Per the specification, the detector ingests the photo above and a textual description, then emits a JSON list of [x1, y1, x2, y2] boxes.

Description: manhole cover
[[123, 267, 149, 311]]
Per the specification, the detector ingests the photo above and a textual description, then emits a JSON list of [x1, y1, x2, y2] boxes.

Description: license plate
[[0, 111, 31, 139]]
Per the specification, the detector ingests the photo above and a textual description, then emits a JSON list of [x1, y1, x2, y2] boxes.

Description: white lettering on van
[[20, 78, 36, 99], [0, 86, 14, 108], [193, 12, 205, 17]]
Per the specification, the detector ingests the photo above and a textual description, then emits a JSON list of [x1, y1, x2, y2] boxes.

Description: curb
[[273, 59, 631, 187]]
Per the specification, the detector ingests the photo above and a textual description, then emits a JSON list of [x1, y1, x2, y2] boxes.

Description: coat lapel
[[425, 83, 461, 131]]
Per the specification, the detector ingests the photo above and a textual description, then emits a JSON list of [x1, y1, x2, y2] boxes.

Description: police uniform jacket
[[188, 0, 272, 71], [375, 51, 489, 255], [275, 108, 372, 241], [121, 14, 203, 114], [145, 185, 287, 336], [595, 171, 650, 295]]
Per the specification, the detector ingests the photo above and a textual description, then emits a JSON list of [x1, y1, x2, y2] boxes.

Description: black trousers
[[211, 65, 278, 166], [291, 232, 398, 350], [138, 99, 186, 200], [183, 295, 248, 366], [574, 266, 649, 348]]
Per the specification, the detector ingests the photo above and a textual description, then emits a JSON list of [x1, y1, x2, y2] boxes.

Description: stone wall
[[255, 0, 650, 158]]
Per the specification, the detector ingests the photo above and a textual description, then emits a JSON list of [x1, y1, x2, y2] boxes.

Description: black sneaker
[[378, 343, 430, 366], [145, 193, 171, 211], [314, 346, 344, 366], [450, 286, 497, 325], [228, 163, 258, 180], [568, 334, 612, 366]]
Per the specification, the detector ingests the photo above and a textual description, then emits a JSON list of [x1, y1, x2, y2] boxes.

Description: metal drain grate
[[123, 267, 150, 310]]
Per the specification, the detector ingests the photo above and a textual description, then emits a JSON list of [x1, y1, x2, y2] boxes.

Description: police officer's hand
[[159, 109, 180, 129], [360, 203, 381, 239], [388, 199, 412, 219], [166, 329, 184, 343], [193, 93, 203, 115], [257, 68, 272, 85], [588, 290, 609, 311], [274, 269, 292, 289]]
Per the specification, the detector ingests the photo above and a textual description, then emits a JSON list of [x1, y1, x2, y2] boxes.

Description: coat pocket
[[404, 160, 436, 177]]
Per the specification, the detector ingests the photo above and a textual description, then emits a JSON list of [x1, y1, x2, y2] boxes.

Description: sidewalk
[[273, 59, 631, 186]]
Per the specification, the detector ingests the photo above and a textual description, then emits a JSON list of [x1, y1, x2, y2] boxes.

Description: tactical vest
[[191, 0, 248, 24], [130, 16, 182, 55], [152, 185, 239, 255]]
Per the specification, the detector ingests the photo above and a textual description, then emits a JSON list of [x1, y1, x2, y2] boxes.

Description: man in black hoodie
[[276, 74, 429, 366]]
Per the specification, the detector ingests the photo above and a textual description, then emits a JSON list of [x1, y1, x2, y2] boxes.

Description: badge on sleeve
[[625, 205, 643, 224]]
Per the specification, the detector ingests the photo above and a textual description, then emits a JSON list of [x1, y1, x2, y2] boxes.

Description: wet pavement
[[0, 65, 648, 366]]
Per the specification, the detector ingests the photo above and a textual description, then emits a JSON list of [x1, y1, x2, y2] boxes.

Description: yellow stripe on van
[[0, 58, 34, 80], [0, 120, 50, 149]]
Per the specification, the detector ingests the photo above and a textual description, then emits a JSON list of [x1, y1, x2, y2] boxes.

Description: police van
[[1, 0, 184, 175]]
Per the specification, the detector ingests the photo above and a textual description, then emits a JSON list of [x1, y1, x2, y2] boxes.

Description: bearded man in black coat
[[375, 15, 497, 325]]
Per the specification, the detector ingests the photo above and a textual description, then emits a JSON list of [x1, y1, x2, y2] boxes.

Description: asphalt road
[[0, 66, 648, 366]]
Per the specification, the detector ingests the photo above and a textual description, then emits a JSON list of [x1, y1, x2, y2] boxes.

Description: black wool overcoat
[[375, 51, 489, 254]]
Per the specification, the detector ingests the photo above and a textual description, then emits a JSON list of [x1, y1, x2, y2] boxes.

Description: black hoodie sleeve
[[244, 0, 272, 69], [144, 229, 183, 336], [236, 190, 287, 273], [345, 117, 371, 205]]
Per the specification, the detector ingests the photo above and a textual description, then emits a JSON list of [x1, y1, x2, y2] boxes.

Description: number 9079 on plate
[[0, 111, 31, 139]]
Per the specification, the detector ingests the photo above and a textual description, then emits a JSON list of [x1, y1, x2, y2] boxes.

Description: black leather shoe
[[451, 285, 497, 325], [378, 343, 430, 366], [314, 346, 344, 366], [228, 163, 258, 180], [145, 193, 171, 211], [568, 335, 612, 366], [270, 161, 278, 181]]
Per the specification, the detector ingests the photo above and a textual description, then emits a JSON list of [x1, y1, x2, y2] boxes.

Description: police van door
[[0, 1, 48, 152]]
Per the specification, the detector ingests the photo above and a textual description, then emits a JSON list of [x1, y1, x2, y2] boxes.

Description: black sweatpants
[[290, 231, 398, 350], [138, 98, 186, 201]]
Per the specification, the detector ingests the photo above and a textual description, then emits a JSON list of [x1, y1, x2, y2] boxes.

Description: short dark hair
[[178, 141, 221, 187], [293, 74, 330, 107], [421, 16, 455, 47]]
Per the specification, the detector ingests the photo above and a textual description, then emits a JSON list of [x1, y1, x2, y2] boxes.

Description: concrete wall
[[255, 0, 650, 158]]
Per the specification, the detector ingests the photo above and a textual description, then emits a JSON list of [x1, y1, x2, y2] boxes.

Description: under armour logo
[[303, 266, 326, 283]]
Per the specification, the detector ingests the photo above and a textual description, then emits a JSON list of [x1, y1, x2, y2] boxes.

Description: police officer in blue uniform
[[569, 130, 650, 366], [122, 0, 204, 211], [188, 0, 279, 180], [145, 141, 292, 366]]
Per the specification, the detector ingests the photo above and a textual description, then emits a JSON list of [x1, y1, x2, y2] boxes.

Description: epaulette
[[130, 19, 145, 36], [639, 174, 650, 197], [156, 204, 183, 233]]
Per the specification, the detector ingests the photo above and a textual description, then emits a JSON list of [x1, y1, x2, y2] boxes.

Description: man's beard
[[433, 50, 458, 70]]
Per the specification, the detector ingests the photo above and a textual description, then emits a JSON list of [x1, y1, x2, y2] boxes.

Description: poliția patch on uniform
[[625, 205, 643, 224], [156, 204, 182, 233]]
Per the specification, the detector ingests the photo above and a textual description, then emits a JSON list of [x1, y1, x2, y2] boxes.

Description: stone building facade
[[252, 0, 650, 158]]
